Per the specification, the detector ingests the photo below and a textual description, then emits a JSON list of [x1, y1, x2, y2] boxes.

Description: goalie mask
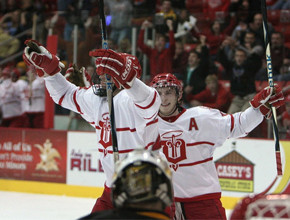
[[111, 149, 173, 209]]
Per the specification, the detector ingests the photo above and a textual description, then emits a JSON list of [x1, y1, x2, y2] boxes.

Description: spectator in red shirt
[[187, 74, 232, 112], [203, 0, 231, 22], [138, 19, 175, 80], [192, 17, 236, 59], [172, 41, 189, 80]]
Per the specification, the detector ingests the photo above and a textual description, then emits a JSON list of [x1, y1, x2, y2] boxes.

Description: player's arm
[[22, 39, 73, 99], [127, 78, 160, 119], [22, 40, 95, 121], [229, 84, 284, 138]]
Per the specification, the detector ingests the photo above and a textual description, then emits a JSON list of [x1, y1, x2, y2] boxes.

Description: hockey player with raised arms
[[150, 73, 285, 219], [22, 40, 161, 213]]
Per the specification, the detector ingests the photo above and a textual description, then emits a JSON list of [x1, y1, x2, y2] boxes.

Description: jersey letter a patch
[[189, 117, 199, 131]]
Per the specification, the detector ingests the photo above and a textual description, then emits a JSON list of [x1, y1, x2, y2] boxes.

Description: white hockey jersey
[[44, 73, 160, 187], [157, 106, 263, 202], [22, 76, 45, 113], [0, 78, 25, 119]]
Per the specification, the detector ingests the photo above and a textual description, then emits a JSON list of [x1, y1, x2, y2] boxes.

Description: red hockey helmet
[[2, 66, 12, 77], [150, 73, 183, 97]]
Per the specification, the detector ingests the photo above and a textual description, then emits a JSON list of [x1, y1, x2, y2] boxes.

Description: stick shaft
[[261, 0, 282, 176], [98, 0, 119, 163]]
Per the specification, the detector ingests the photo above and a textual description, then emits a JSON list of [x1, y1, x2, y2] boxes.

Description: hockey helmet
[[2, 66, 12, 77], [150, 73, 183, 98], [111, 149, 173, 209]]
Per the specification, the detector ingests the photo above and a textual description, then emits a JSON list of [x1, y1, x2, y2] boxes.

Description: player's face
[[99, 74, 107, 87], [157, 87, 179, 116]]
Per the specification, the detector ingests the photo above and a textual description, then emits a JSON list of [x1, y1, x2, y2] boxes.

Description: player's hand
[[65, 64, 92, 87], [23, 39, 64, 77], [250, 84, 285, 119], [89, 49, 141, 89]]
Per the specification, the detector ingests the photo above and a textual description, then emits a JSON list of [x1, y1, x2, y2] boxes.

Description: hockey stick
[[261, 0, 283, 176], [98, 0, 119, 163]]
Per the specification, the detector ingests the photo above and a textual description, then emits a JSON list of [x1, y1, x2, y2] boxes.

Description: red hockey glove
[[23, 39, 64, 77], [89, 49, 141, 89], [250, 84, 285, 119]]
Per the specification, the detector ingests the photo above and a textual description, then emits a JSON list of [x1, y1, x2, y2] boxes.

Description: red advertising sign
[[0, 128, 67, 183]]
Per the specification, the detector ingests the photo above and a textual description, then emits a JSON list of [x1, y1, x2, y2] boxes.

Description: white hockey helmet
[[111, 149, 173, 209]]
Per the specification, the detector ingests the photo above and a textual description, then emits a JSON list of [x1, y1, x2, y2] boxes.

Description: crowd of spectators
[[1, 0, 290, 138]]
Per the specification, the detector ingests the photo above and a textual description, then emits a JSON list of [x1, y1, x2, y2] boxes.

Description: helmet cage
[[92, 84, 107, 97], [150, 73, 183, 98], [91, 71, 107, 97]]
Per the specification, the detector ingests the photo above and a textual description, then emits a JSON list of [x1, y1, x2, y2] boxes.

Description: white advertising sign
[[214, 138, 286, 198], [66, 131, 106, 187]]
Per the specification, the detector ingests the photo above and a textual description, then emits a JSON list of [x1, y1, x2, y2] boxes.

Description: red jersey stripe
[[144, 111, 158, 120], [135, 91, 157, 109], [97, 119, 158, 132], [73, 90, 83, 114], [145, 141, 155, 149], [98, 148, 134, 154], [230, 114, 234, 132], [170, 157, 213, 168], [146, 118, 158, 126], [98, 145, 153, 153], [116, 127, 136, 132], [187, 142, 214, 146], [58, 93, 66, 105]]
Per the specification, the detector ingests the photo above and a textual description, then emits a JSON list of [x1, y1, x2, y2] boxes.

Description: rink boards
[[0, 127, 289, 209]]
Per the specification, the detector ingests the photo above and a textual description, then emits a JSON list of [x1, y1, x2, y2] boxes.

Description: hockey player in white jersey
[[150, 73, 284, 220], [22, 40, 161, 213]]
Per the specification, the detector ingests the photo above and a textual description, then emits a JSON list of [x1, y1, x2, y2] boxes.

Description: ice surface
[[0, 191, 95, 220], [0, 191, 233, 219]]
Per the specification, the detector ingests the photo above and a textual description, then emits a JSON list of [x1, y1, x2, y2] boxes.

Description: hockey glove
[[64, 64, 92, 87], [89, 49, 141, 89], [23, 39, 64, 77], [250, 84, 285, 119]]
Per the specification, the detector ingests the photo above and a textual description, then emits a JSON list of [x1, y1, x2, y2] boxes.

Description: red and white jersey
[[44, 73, 160, 187], [0, 78, 24, 119], [22, 76, 45, 113], [157, 106, 263, 202]]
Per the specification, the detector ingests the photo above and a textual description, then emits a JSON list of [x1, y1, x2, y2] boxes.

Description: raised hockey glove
[[23, 39, 64, 77], [250, 84, 285, 119], [64, 64, 92, 87], [89, 49, 141, 89]]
